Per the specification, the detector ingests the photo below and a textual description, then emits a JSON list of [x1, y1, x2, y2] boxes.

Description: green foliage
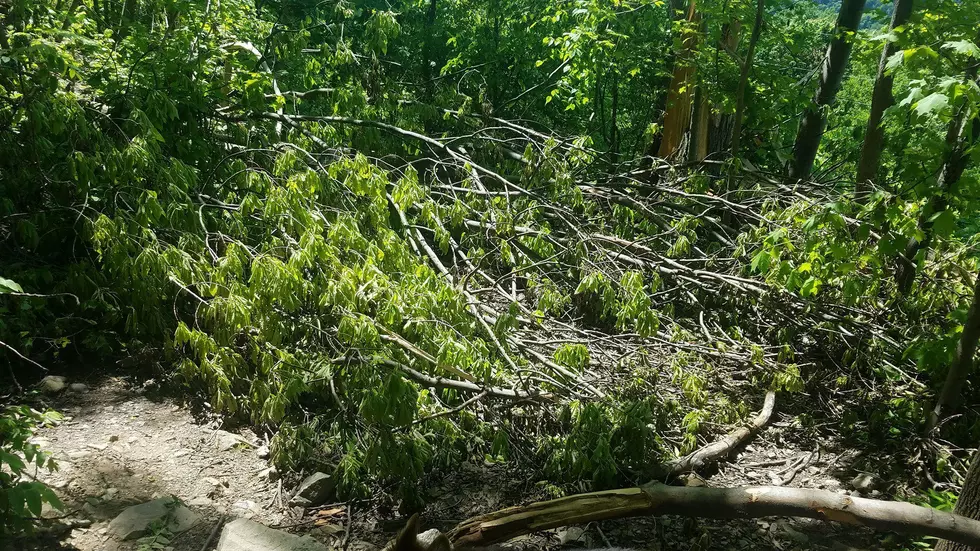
[[2, 0, 980, 517], [0, 406, 64, 536]]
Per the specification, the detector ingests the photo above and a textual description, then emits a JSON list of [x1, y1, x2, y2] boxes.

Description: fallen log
[[447, 482, 980, 548], [666, 390, 776, 476]]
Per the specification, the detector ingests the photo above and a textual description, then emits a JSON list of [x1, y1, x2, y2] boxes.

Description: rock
[[108, 497, 200, 540], [256, 444, 270, 459], [215, 430, 254, 451], [86, 442, 109, 451], [348, 540, 380, 551], [289, 472, 335, 507], [557, 526, 586, 545], [258, 466, 279, 482], [216, 518, 328, 551], [109, 435, 119, 443], [68, 383, 89, 393], [39, 375, 67, 394], [188, 496, 213, 508], [174, 448, 192, 457], [68, 450, 93, 460], [850, 473, 876, 492]]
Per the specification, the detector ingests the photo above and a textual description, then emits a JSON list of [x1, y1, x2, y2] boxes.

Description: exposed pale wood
[[667, 390, 776, 475], [448, 483, 980, 549]]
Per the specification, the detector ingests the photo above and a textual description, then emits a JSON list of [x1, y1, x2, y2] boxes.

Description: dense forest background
[[2, 0, 980, 546]]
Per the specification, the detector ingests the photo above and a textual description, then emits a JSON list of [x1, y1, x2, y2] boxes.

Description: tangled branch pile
[[2, 0, 979, 522]]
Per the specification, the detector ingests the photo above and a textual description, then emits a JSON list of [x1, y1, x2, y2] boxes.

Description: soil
[[23, 376, 897, 551]]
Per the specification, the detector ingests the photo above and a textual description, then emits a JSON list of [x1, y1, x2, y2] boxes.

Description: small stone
[[289, 472, 336, 507], [557, 526, 585, 545], [127, 436, 138, 444], [188, 496, 213, 508], [109, 435, 119, 443], [217, 518, 329, 551], [86, 443, 109, 451], [68, 383, 89, 393], [174, 449, 192, 457], [103, 488, 120, 499], [108, 497, 200, 540], [850, 473, 876, 492], [39, 375, 67, 394], [256, 444, 270, 459], [259, 466, 279, 481], [215, 430, 254, 451], [68, 450, 93, 460]]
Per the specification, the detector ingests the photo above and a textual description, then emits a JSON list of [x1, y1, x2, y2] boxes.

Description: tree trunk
[[422, 0, 438, 102], [937, 452, 980, 551], [447, 483, 980, 549], [729, 0, 764, 160], [854, 0, 914, 200], [896, 73, 980, 294], [688, 86, 709, 162], [926, 274, 980, 433], [657, 0, 700, 159], [788, 0, 866, 180], [610, 70, 620, 165]]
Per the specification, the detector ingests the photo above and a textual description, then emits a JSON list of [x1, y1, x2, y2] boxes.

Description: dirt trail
[[28, 377, 885, 551], [33, 377, 287, 551]]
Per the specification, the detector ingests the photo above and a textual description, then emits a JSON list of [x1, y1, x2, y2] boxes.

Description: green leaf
[[930, 210, 956, 238], [943, 40, 980, 58], [24, 483, 42, 516], [914, 93, 949, 117], [0, 276, 23, 293]]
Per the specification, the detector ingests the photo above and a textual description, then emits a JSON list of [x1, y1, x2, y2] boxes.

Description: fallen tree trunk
[[447, 483, 980, 548], [667, 390, 776, 476]]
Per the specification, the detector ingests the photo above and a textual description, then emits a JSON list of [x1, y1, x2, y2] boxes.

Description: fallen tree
[[447, 483, 980, 548]]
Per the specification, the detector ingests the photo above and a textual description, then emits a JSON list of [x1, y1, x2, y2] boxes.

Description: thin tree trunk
[[854, 0, 914, 200], [729, 0, 764, 159], [936, 451, 980, 551], [788, 0, 867, 180], [422, 0, 438, 102], [896, 73, 980, 294], [926, 274, 980, 433], [688, 86, 709, 162], [658, 0, 700, 159], [610, 70, 620, 165]]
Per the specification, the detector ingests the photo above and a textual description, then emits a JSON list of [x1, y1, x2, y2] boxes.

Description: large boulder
[[289, 472, 335, 507], [108, 497, 200, 540], [216, 518, 328, 551]]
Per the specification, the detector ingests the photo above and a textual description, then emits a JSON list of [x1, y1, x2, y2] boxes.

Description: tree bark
[[937, 452, 980, 551], [668, 390, 775, 475], [658, 0, 700, 159], [447, 483, 980, 549], [788, 0, 866, 180], [854, 0, 914, 200], [729, 0, 765, 159], [926, 274, 980, 433]]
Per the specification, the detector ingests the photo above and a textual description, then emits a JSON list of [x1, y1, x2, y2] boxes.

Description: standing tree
[[729, 0, 765, 160], [936, 450, 980, 551], [896, 73, 980, 294], [658, 0, 701, 159], [788, 0, 867, 180], [926, 273, 980, 433], [854, 0, 915, 199]]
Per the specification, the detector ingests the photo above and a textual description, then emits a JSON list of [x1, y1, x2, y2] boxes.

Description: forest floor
[[26, 375, 898, 551]]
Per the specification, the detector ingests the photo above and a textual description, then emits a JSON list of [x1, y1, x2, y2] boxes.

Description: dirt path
[[28, 377, 888, 551], [33, 377, 287, 551]]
